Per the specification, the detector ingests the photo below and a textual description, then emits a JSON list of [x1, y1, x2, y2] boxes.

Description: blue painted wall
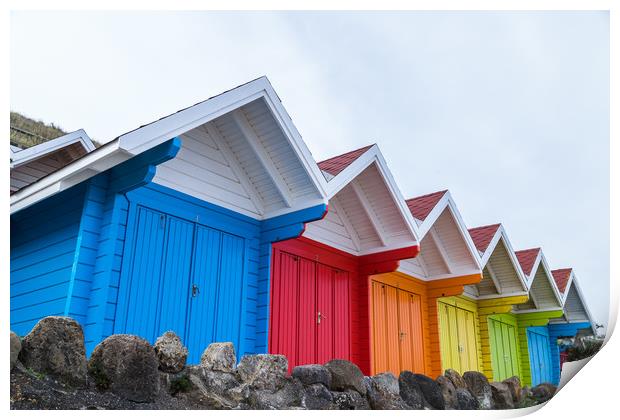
[[548, 321, 592, 385], [11, 183, 87, 335], [10, 137, 327, 362]]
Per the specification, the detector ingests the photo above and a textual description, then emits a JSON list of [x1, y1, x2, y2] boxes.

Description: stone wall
[[10, 317, 556, 410]]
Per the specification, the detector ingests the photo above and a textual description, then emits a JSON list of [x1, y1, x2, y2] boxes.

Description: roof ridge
[[317, 144, 375, 176]]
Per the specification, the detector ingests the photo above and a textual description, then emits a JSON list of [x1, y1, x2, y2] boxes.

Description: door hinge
[[192, 284, 200, 297]]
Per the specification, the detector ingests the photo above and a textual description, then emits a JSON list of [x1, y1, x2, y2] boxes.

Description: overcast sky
[[10, 11, 609, 328]]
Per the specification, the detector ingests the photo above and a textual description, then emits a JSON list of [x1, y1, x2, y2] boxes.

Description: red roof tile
[[318, 144, 374, 176], [406, 190, 448, 221], [468, 224, 501, 253], [552, 268, 572, 294], [515, 248, 541, 276]]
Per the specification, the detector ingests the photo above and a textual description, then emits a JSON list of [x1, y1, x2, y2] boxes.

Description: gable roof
[[397, 189, 482, 281], [10, 129, 95, 169], [406, 190, 448, 221], [552, 268, 573, 294], [317, 144, 374, 177], [10, 77, 328, 217], [468, 223, 501, 254], [515, 248, 541, 277], [514, 248, 563, 312], [303, 144, 419, 255]]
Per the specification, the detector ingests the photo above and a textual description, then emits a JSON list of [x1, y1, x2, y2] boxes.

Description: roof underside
[[398, 207, 478, 280], [152, 98, 323, 219], [465, 237, 526, 298], [515, 264, 559, 311], [10, 143, 92, 193], [303, 162, 415, 255]]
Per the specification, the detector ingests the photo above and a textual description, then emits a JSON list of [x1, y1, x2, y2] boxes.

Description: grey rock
[[19, 316, 87, 387], [531, 383, 557, 403], [398, 371, 427, 409], [154, 331, 188, 373], [463, 371, 492, 409], [407, 373, 444, 409], [10, 331, 21, 371], [436, 375, 457, 409], [445, 368, 468, 389], [292, 364, 332, 387], [302, 383, 335, 409], [324, 359, 366, 395], [248, 377, 304, 409], [331, 389, 370, 410], [88, 334, 160, 402], [365, 373, 410, 410], [200, 342, 236, 372], [237, 354, 288, 391], [502, 376, 522, 403], [455, 388, 479, 410], [186, 371, 240, 409], [490, 381, 514, 409]]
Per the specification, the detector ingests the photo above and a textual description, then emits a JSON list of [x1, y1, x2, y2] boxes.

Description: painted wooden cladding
[[515, 310, 563, 386], [437, 297, 481, 374], [114, 204, 246, 363], [10, 183, 87, 334], [488, 316, 520, 381], [370, 281, 425, 376], [10, 138, 328, 359], [526, 327, 553, 386], [547, 321, 591, 385], [269, 249, 351, 369]]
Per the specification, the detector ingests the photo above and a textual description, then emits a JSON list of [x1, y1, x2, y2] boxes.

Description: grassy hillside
[[10, 112, 68, 149]]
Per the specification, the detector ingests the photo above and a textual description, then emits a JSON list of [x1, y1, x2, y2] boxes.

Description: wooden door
[[489, 317, 520, 381], [439, 301, 479, 374]]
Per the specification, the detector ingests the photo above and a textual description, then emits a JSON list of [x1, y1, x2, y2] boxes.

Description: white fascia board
[[525, 250, 543, 289], [118, 76, 328, 202], [499, 227, 531, 292], [419, 193, 482, 273], [513, 306, 564, 315], [561, 271, 575, 306], [478, 226, 503, 267], [325, 145, 420, 244], [399, 269, 482, 282], [10, 129, 95, 169], [11, 77, 329, 217], [469, 291, 530, 302], [569, 275, 597, 328], [10, 140, 126, 214], [538, 252, 564, 307]]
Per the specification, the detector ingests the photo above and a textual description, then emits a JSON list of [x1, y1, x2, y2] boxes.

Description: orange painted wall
[[369, 272, 481, 378]]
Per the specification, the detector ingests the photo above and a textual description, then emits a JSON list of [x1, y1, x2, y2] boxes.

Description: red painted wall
[[269, 236, 419, 374]]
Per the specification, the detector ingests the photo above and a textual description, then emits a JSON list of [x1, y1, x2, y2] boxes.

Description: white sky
[[10, 11, 609, 329]]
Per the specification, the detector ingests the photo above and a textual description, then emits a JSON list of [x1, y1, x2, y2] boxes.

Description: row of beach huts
[[10, 77, 596, 387]]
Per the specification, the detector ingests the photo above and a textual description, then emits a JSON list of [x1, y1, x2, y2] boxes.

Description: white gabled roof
[[302, 144, 419, 256], [550, 270, 596, 327], [10, 129, 95, 169], [513, 248, 564, 313], [465, 223, 529, 299], [10, 77, 328, 217], [398, 190, 482, 281]]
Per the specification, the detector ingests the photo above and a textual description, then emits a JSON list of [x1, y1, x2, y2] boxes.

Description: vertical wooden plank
[[157, 216, 194, 342], [409, 293, 425, 373], [214, 233, 246, 343], [398, 290, 413, 373], [334, 270, 350, 360], [121, 207, 166, 343], [186, 225, 221, 363], [297, 257, 316, 366], [316, 264, 334, 364], [371, 281, 387, 374], [385, 285, 400, 375]]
